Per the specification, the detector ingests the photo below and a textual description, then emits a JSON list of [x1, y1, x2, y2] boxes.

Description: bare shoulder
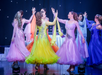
[[74, 21, 78, 23], [96, 25, 102, 29], [74, 21, 78, 25]]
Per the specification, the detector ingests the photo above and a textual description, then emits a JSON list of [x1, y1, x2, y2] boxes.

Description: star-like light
[[0, 9, 1, 11], [26, 10, 28, 12], [80, 2, 81, 4], [11, 0, 13, 2], [7, 16, 9, 18], [59, 5, 61, 7], [39, 4, 41, 5], [32, 0, 34, 1], [5, 37, 7, 39], [16, 2, 18, 4]]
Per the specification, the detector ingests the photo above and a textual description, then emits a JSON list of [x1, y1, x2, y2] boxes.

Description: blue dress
[[87, 24, 102, 65], [76, 16, 88, 58]]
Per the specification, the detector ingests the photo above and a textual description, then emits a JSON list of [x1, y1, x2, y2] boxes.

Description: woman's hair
[[95, 14, 102, 23], [41, 8, 46, 12], [14, 11, 22, 28], [19, 10, 23, 16], [70, 11, 78, 21], [78, 12, 83, 17], [35, 12, 42, 26], [70, 11, 78, 38]]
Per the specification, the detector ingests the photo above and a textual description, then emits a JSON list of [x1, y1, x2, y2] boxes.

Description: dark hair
[[70, 11, 78, 21], [41, 8, 46, 12], [19, 10, 23, 16], [78, 12, 83, 17], [95, 14, 102, 23], [14, 11, 22, 28], [36, 12, 42, 26]]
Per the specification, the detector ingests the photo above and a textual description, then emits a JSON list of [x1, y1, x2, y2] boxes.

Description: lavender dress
[[6, 15, 33, 62], [56, 18, 87, 65]]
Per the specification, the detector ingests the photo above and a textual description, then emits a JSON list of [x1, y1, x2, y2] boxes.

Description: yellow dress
[[25, 21, 59, 64]]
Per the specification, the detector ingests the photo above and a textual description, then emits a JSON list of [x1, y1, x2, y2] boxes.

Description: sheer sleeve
[[45, 15, 57, 26], [76, 22, 84, 39], [53, 13, 67, 24], [86, 19, 93, 29], [23, 14, 34, 24], [79, 16, 86, 26]]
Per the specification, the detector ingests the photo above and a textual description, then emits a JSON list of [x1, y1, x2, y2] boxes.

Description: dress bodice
[[65, 21, 76, 39], [91, 25, 101, 39], [37, 21, 48, 39]]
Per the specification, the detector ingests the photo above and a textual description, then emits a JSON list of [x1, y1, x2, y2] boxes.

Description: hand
[[82, 38, 85, 43], [55, 10, 58, 16], [51, 8, 55, 14], [83, 12, 87, 17], [32, 7, 36, 14]]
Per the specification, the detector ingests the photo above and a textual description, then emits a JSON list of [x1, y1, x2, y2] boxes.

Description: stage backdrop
[[0, 0, 102, 45]]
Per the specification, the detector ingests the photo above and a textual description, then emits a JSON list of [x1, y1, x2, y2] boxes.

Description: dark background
[[0, 0, 102, 46]]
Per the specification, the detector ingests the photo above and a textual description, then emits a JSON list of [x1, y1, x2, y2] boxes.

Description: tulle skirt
[[6, 29, 30, 62], [56, 37, 83, 65], [25, 36, 59, 64]]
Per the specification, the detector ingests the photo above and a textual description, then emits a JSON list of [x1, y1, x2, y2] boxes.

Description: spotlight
[[78, 64, 85, 74], [12, 63, 20, 74]]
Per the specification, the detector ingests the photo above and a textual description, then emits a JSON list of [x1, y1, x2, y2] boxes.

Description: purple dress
[[56, 18, 86, 65], [6, 15, 33, 62]]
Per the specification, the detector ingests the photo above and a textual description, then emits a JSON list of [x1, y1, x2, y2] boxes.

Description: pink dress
[[6, 15, 33, 62], [56, 18, 87, 65]]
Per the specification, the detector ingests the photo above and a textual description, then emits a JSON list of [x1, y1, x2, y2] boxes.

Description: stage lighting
[[78, 64, 85, 74], [12, 63, 20, 73]]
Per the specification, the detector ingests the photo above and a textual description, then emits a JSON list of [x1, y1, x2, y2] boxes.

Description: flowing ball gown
[[25, 21, 59, 64], [76, 16, 89, 58], [25, 16, 59, 53], [56, 21, 85, 65], [87, 24, 102, 65], [6, 20, 30, 62]]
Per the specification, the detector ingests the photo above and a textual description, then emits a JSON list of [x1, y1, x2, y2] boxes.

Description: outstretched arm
[[46, 12, 58, 25], [24, 8, 36, 23], [79, 16, 86, 26], [45, 16, 57, 25], [51, 8, 67, 24]]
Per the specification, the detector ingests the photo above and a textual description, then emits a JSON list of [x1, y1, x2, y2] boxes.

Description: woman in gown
[[6, 9, 35, 66], [25, 11, 59, 70], [86, 14, 102, 66], [76, 12, 89, 60], [52, 8, 86, 72], [26, 8, 59, 53]]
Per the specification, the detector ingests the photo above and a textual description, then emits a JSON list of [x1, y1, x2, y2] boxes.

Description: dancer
[[76, 12, 88, 59], [6, 8, 35, 66], [25, 11, 59, 70], [26, 8, 59, 53], [24, 8, 36, 43], [86, 14, 102, 66], [52, 8, 85, 72]]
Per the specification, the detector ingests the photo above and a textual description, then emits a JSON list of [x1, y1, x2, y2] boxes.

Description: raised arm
[[45, 15, 57, 25], [51, 8, 67, 24], [23, 15, 34, 23], [24, 8, 36, 24], [79, 16, 86, 26]]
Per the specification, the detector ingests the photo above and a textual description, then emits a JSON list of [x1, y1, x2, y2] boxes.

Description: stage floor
[[0, 61, 102, 75]]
